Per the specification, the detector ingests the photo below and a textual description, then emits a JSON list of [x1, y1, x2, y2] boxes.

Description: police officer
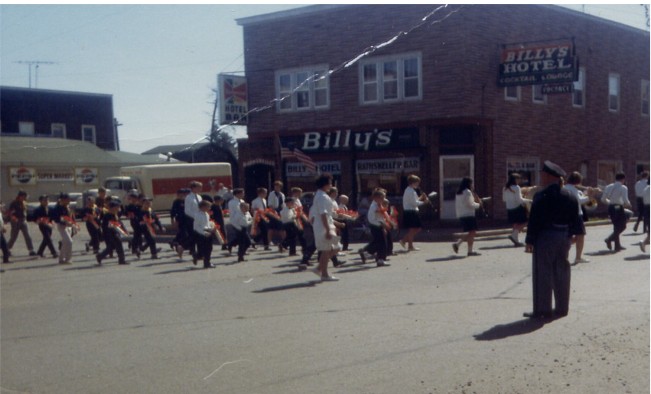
[[524, 161, 582, 319]]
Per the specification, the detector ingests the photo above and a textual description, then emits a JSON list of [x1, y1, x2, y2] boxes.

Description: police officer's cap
[[108, 200, 121, 208], [542, 160, 567, 178]]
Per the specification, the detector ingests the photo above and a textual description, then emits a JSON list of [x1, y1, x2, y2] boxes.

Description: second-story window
[[608, 73, 620, 113], [359, 53, 422, 104], [532, 85, 546, 104], [82, 125, 96, 144], [276, 66, 329, 112]]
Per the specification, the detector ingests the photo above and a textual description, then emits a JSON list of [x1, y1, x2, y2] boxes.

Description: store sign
[[37, 169, 74, 183], [356, 157, 420, 175], [9, 167, 37, 186], [286, 161, 341, 177], [218, 74, 248, 125], [281, 127, 420, 153], [75, 167, 99, 185], [542, 84, 574, 94], [498, 41, 578, 87]]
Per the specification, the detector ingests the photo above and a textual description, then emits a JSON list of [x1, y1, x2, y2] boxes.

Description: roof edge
[[236, 5, 351, 26], [0, 85, 113, 98]]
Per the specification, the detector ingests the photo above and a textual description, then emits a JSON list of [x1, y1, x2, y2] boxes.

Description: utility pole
[[14, 60, 56, 88]]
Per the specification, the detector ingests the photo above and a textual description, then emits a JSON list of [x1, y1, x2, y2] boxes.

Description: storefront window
[[506, 157, 539, 187]]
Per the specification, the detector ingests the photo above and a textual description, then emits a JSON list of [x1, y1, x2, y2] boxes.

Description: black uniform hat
[[108, 200, 121, 208], [542, 160, 567, 178]]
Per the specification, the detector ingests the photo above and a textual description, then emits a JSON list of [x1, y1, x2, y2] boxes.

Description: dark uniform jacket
[[525, 183, 582, 244]]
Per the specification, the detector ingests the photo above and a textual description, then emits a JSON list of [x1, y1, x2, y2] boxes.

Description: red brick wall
[[240, 4, 650, 219]]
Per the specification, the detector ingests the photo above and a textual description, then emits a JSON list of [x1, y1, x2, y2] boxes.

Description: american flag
[[292, 148, 317, 173]]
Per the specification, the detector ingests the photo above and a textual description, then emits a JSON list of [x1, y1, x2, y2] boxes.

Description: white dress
[[311, 189, 341, 251]]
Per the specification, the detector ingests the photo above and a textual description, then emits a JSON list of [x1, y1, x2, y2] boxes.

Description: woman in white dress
[[310, 174, 341, 282], [399, 175, 427, 251], [502, 173, 531, 247]]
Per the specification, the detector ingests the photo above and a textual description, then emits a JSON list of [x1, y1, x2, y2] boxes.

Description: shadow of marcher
[[253, 281, 320, 293], [473, 318, 549, 341], [426, 255, 466, 262]]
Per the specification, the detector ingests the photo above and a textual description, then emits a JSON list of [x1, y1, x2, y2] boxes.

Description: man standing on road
[[524, 161, 582, 319], [6, 190, 36, 257]]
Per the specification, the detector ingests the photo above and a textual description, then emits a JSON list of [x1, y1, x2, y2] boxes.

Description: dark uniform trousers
[[37, 224, 57, 256], [532, 229, 571, 316], [606, 204, 627, 249], [363, 225, 388, 261]]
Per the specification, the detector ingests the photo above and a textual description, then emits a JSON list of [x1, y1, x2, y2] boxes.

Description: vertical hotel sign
[[218, 74, 248, 125], [498, 39, 578, 92]]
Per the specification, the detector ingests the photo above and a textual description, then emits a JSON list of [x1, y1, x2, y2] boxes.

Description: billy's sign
[[498, 41, 578, 87], [282, 127, 420, 153]]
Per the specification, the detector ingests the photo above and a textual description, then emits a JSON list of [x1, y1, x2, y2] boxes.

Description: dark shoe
[[151, 255, 159, 260], [29, 251, 37, 256], [192, 255, 198, 265], [237, 256, 245, 262], [52, 253, 58, 258], [452, 242, 459, 254], [85, 243, 90, 252], [358, 250, 367, 264], [204, 264, 216, 269], [523, 311, 553, 319], [96, 255, 102, 265], [298, 263, 307, 271], [333, 259, 346, 268], [614, 246, 626, 252], [605, 239, 612, 251], [633, 223, 639, 232], [467, 251, 481, 256], [38, 253, 45, 258]]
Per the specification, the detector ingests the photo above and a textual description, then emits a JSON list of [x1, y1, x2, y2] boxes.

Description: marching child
[[226, 188, 245, 254], [33, 195, 58, 258], [96, 201, 128, 265], [280, 197, 299, 256], [231, 202, 253, 262], [193, 200, 216, 269], [211, 195, 228, 251], [50, 193, 78, 265], [359, 189, 390, 267], [337, 194, 351, 251], [139, 197, 164, 259], [83, 196, 102, 254], [125, 191, 143, 257]]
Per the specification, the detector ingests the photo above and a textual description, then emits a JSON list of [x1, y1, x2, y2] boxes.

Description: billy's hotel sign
[[498, 39, 578, 93]]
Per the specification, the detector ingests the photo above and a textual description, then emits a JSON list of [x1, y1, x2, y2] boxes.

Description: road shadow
[[584, 250, 614, 257], [426, 255, 466, 262], [4, 262, 61, 271], [479, 244, 521, 251], [252, 280, 320, 293], [624, 254, 650, 261], [473, 318, 548, 341], [155, 266, 205, 274], [334, 265, 374, 274]]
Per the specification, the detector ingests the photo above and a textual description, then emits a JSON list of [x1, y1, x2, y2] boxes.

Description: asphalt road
[[1, 222, 649, 394]]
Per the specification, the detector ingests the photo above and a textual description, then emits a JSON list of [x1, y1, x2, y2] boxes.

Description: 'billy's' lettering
[[302, 129, 392, 151]]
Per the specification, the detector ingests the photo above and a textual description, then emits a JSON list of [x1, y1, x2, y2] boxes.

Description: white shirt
[[455, 189, 480, 219], [601, 181, 631, 206], [502, 185, 531, 210], [310, 189, 334, 228], [635, 179, 649, 198], [193, 211, 214, 236], [251, 196, 267, 212], [268, 190, 285, 211], [184, 192, 202, 219], [230, 210, 252, 230], [402, 186, 423, 211], [280, 206, 296, 224], [367, 200, 385, 227], [563, 184, 590, 215], [227, 197, 243, 214], [643, 185, 650, 205]]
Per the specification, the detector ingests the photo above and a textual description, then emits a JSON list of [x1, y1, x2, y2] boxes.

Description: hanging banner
[[75, 167, 99, 185], [218, 74, 248, 125], [9, 167, 37, 186], [498, 40, 578, 87], [356, 157, 420, 174]]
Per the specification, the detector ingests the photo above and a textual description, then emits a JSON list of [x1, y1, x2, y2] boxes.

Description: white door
[[439, 155, 474, 220]]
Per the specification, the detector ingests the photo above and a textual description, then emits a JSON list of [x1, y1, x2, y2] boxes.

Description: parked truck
[[101, 163, 232, 212]]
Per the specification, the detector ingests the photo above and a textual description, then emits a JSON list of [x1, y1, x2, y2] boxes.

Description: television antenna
[[14, 60, 57, 88]]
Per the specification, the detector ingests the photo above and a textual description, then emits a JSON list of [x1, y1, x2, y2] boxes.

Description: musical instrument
[[473, 191, 491, 218]]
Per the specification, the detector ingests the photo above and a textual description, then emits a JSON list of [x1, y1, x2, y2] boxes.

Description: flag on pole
[[292, 148, 317, 173]]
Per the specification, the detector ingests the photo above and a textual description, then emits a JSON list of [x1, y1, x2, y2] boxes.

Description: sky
[[1, 3, 648, 154]]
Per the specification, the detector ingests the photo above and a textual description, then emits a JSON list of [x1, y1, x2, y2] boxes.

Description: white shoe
[[574, 258, 590, 264], [321, 275, 339, 282]]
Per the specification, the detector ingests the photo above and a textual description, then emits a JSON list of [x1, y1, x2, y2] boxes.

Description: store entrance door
[[439, 155, 474, 220]]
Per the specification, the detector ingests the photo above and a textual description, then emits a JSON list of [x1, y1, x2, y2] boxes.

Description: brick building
[[1, 86, 119, 151], [236, 4, 649, 220]]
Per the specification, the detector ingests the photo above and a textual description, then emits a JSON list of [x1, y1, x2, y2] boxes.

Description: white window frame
[[504, 85, 520, 101], [608, 73, 620, 113], [275, 65, 330, 112], [358, 52, 422, 105], [572, 67, 585, 108], [532, 85, 547, 104], [50, 123, 66, 138], [82, 124, 96, 144], [18, 121, 35, 135], [641, 79, 649, 117]]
